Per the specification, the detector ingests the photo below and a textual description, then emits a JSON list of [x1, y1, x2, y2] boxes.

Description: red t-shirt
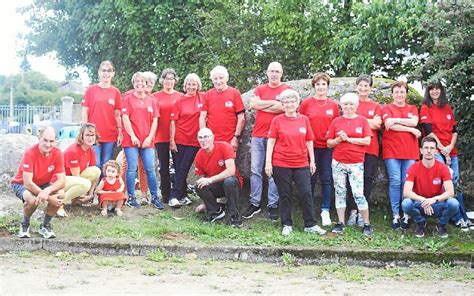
[[268, 114, 314, 168], [299, 98, 340, 148], [382, 104, 420, 160], [12, 144, 65, 186], [252, 83, 291, 138], [153, 90, 183, 143], [63, 143, 96, 176], [356, 100, 382, 157], [121, 94, 159, 148], [327, 115, 372, 164], [406, 160, 452, 198], [82, 84, 122, 142], [171, 92, 204, 147], [202, 87, 245, 142], [194, 141, 243, 186], [420, 104, 458, 156]]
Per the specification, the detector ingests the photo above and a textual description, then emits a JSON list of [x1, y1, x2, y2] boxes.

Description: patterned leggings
[[332, 160, 368, 210]]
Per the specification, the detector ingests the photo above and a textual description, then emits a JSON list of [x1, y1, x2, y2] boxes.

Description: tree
[[411, 1, 474, 164]]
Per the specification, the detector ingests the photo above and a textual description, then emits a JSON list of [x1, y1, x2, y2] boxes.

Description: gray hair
[[356, 74, 373, 87], [131, 72, 146, 84], [278, 89, 301, 104], [183, 73, 202, 92], [159, 68, 179, 85], [210, 65, 229, 80], [143, 71, 158, 83], [340, 92, 359, 107]]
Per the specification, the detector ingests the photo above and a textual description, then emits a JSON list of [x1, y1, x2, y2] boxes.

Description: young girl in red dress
[[96, 160, 126, 216]]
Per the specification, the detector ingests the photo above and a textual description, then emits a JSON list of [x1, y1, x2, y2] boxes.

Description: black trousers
[[195, 176, 240, 218], [347, 153, 378, 211], [155, 142, 177, 202], [170, 144, 199, 201], [273, 166, 316, 228]]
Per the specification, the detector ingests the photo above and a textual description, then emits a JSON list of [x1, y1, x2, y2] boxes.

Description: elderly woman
[[168, 74, 204, 208], [327, 93, 373, 236], [59, 123, 102, 217], [299, 72, 340, 226], [153, 68, 183, 203], [81, 60, 122, 170], [346, 74, 382, 227], [122, 72, 163, 209], [265, 89, 326, 236], [420, 81, 471, 230], [382, 81, 421, 230]]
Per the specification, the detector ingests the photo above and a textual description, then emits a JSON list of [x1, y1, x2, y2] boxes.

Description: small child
[[96, 160, 126, 216]]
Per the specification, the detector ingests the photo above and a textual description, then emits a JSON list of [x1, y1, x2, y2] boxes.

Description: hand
[[445, 156, 451, 166], [36, 190, 49, 205], [338, 131, 348, 141], [196, 177, 212, 189], [421, 198, 436, 215], [410, 128, 422, 138], [170, 140, 178, 153], [131, 135, 140, 146], [49, 193, 63, 207], [265, 163, 273, 177], [441, 144, 452, 156], [423, 205, 434, 216], [117, 132, 123, 146], [142, 136, 152, 148], [310, 162, 316, 175], [384, 118, 396, 129], [231, 137, 239, 152]]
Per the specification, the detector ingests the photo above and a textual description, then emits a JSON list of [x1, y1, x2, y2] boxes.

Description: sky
[[0, 1, 89, 84]]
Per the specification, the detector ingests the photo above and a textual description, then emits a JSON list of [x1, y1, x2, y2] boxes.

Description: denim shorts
[[11, 183, 50, 202]]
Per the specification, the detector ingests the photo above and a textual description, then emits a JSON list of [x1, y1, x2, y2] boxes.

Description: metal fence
[[0, 105, 61, 134]]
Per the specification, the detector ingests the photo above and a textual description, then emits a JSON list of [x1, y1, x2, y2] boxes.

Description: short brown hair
[[390, 81, 408, 93], [311, 72, 330, 87], [76, 123, 98, 146], [103, 159, 122, 175], [421, 135, 437, 148]]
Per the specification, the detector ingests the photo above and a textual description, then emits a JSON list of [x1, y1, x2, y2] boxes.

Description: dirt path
[[1, 252, 472, 295]]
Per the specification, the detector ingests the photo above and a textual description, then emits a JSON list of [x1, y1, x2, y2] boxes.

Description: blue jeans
[[170, 144, 199, 201], [124, 147, 158, 198], [384, 158, 416, 217], [402, 198, 460, 225], [93, 142, 116, 170], [249, 137, 279, 208], [311, 148, 333, 211], [435, 154, 468, 221]]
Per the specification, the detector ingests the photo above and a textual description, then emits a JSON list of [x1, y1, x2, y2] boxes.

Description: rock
[[0, 134, 38, 176], [185, 253, 198, 260]]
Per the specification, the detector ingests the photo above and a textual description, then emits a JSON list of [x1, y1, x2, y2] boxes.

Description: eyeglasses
[[100, 69, 114, 73], [164, 77, 175, 81], [281, 100, 297, 105], [268, 70, 282, 74], [198, 135, 212, 140]]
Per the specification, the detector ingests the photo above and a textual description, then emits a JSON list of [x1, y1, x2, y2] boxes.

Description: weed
[[147, 249, 168, 262], [142, 268, 158, 276], [281, 252, 296, 267], [423, 240, 448, 253], [16, 251, 33, 258]]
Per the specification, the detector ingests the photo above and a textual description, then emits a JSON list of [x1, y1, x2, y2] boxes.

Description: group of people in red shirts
[[11, 60, 470, 239]]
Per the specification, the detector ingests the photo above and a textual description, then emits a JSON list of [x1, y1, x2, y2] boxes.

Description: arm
[[306, 140, 316, 175], [441, 132, 458, 156], [196, 159, 236, 188], [367, 115, 382, 130], [264, 138, 276, 177], [385, 116, 418, 129], [403, 180, 426, 202], [115, 109, 123, 145], [142, 117, 157, 148], [199, 111, 207, 129], [170, 120, 177, 152], [117, 177, 125, 193], [249, 96, 284, 113], [231, 112, 245, 151], [25, 172, 66, 205], [95, 180, 108, 194], [122, 115, 140, 146], [327, 136, 343, 148], [81, 107, 89, 124], [347, 136, 371, 146], [387, 124, 421, 138]]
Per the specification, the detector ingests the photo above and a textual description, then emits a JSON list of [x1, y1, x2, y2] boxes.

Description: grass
[[1, 201, 472, 254]]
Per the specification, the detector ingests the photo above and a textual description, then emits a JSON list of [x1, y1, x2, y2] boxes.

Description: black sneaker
[[362, 223, 373, 237], [391, 217, 401, 230], [242, 204, 261, 219], [332, 222, 345, 234], [415, 222, 426, 238], [230, 215, 243, 228], [436, 224, 448, 238], [208, 207, 225, 223], [268, 207, 279, 222], [400, 216, 410, 231], [455, 219, 469, 232]]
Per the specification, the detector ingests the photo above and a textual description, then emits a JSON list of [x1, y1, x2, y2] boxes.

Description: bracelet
[[234, 134, 241, 139]]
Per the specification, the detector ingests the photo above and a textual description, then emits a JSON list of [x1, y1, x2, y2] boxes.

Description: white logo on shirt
[[81, 100, 86, 104], [218, 159, 225, 167], [447, 114, 451, 120], [433, 178, 442, 185], [383, 113, 389, 119], [224, 101, 233, 108], [48, 165, 55, 172], [108, 98, 115, 105], [421, 116, 427, 120], [368, 110, 374, 116], [70, 160, 78, 164], [326, 109, 333, 116], [197, 103, 203, 108], [147, 106, 153, 113], [355, 127, 363, 134], [170, 113, 174, 117], [299, 127, 307, 134], [23, 164, 30, 169], [407, 112, 413, 118], [122, 108, 127, 112]]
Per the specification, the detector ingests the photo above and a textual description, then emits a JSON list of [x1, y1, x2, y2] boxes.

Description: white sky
[[0, 1, 89, 84]]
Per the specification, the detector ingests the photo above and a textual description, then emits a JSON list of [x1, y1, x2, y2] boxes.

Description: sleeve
[[405, 163, 416, 182], [201, 91, 209, 112], [82, 86, 92, 107], [234, 89, 245, 114], [53, 150, 65, 174], [447, 105, 457, 126], [194, 152, 204, 176], [374, 103, 382, 116], [305, 116, 314, 141], [382, 105, 392, 122], [441, 164, 452, 181], [254, 85, 263, 98], [362, 117, 372, 137], [152, 98, 160, 118], [64, 150, 80, 169], [121, 97, 131, 116], [89, 149, 97, 167], [419, 105, 431, 123], [21, 150, 35, 173], [411, 105, 419, 117], [267, 117, 279, 139], [299, 100, 308, 116], [114, 88, 122, 110], [333, 102, 341, 117], [223, 142, 237, 160], [170, 99, 180, 120], [421, 123, 433, 135], [326, 120, 336, 139]]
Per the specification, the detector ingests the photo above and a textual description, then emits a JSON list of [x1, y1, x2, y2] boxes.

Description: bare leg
[[359, 208, 370, 225], [336, 207, 346, 224]]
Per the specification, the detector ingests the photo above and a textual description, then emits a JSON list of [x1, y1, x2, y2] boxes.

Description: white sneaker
[[17, 224, 31, 238], [304, 225, 327, 235], [347, 211, 358, 226], [321, 210, 332, 226], [168, 198, 181, 208], [179, 197, 192, 206], [281, 225, 293, 236], [356, 213, 365, 228]]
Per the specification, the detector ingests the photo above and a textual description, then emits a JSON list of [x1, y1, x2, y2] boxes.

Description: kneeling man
[[402, 136, 460, 238], [11, 126, 65, 238], [194, 128, 243, 227]]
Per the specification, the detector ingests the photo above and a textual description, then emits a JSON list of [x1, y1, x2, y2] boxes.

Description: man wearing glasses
[[194, 128, 243, 228]]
